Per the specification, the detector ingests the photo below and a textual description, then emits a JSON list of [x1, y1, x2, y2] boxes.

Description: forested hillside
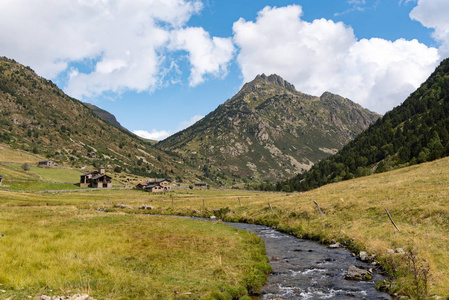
[[276, 58, 449, 192]]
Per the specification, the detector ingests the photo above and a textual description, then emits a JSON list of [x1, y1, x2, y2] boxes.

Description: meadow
[[0, 204, 270, 299], [1, 148, 449, 298]]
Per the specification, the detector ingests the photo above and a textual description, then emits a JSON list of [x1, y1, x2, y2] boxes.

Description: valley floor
[[1, 156, 449, 298]]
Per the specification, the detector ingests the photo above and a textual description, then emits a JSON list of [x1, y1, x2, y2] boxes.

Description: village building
[[37, 160, 58, 168], [194, 182, 208, 189], [135, 178, 172, 193], [79, 166, 112, 188]]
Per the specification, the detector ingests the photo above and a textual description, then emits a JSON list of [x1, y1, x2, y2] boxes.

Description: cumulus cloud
[[0, 0, 233, 99], [170, 28, 235, 86], [133, 129, 172, 141], [133, 114, 204, 141], [410, 0, 449, 57], [233, 5, 440, 114]]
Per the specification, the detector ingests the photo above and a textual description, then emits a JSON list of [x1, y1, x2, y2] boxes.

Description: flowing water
[[226, 222, 391, 300]]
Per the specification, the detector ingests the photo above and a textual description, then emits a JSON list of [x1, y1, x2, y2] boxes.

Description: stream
[[225, 222, 392, 300]]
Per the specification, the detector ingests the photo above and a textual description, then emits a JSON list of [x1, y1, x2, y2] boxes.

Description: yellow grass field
[[1, 156, 449, 298]]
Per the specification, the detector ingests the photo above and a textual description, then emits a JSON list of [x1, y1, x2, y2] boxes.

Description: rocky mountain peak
[[253, 73, 296, 92]]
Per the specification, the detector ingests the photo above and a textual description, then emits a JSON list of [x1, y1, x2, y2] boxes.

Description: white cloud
[[410, 0, 449, 57], [133, 114, 204, 141], [170, 27, 235, 86], [0, 0, 232, 99], [133, 129, 172, 141], [179, 115, 205, 128], [233, 5, 440, 114], [399, 0, 417, 5]]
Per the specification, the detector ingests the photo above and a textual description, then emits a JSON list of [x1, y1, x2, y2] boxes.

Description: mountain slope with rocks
[[157, 74, 380, 183], [0, 56, 201, 181], [281, 57, 449, 192]]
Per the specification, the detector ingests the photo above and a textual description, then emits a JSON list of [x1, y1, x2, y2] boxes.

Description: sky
[[0, 0, 448, 140]]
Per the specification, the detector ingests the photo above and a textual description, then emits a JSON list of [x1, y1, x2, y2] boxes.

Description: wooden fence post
[[268, 203, 274, 214], [313, 201, 324, 218], [384, 208, 400, 232], [238, 197, 241, 206]]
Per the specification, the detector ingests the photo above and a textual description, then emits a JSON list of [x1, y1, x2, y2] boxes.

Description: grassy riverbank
[[1, 157, 448, 298], [0, 206, 270, 299]]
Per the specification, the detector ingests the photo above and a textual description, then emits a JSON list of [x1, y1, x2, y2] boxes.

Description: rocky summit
[[157, 74, 380, 183]]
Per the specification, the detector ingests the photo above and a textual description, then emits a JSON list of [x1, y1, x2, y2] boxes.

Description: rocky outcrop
[[344, 265, 372, 281]]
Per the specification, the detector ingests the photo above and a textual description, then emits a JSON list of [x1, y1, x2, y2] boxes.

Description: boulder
[[344, 265, 372, 281], [138, 205, 154, 210], [328, 242, 341, 248], [359, 251, 369, 261], [395, 248, 405, 255], [114, 204, 132, 209]]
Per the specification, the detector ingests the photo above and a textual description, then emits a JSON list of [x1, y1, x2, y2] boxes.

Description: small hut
[[194, 182, 207, 189], [37, 160, 58, 168]]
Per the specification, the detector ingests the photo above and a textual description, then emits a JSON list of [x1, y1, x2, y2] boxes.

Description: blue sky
[[0, 0, 448, 140]]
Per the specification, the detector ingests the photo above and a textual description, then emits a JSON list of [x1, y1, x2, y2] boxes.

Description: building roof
[[144, 184, 157, 189], [147, 178, 171, 184], [91, 174, 112, 180], [81, 171, 97, 176]]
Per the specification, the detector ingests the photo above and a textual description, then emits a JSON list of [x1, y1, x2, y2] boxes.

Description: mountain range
[[0, 56, 383, 185], [157, 74, 380, 183], [0, 56, 201, 181], [279, 58, 449, 192]]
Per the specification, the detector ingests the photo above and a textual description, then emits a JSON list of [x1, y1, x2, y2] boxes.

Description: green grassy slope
[[0, 57, 201, 182]]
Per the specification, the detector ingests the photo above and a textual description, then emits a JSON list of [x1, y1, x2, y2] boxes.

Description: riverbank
[[0, 208, 270, 299]]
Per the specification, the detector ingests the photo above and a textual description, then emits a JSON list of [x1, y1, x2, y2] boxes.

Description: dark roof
[[144, 184, 157, 189], [195, 182, 207, 185], [147, 178, 171, 184], [81, 171, 98, 176], [91, 174, 112, 180]]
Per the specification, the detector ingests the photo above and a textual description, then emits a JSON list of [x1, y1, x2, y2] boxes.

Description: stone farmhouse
[[194, 182, 208, 189], [37, 160, 58, 168], [135, 178, 172, 193], [79, 166, 112, 188]]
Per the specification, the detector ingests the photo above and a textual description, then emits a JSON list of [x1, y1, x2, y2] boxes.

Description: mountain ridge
[[279, 57, 449, 192], [157, 73, 380, 184], [0, 56, 201, 181]]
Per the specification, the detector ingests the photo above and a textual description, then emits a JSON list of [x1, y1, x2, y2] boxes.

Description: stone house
[[79, 166, 112, 188], [37, 160, 58, 168], [136, 178, 172, 193]]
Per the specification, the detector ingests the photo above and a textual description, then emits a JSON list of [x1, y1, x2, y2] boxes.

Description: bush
[[21, 163, 30, 171]]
